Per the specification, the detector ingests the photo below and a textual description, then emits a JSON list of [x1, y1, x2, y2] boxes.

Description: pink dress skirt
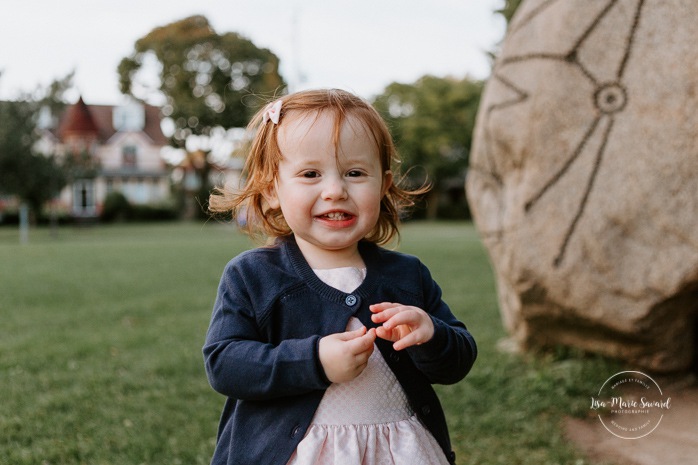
[[286, 268, 449, 465]]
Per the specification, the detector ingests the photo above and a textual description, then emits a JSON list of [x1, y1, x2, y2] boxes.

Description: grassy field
[[0, 221, 619, 465]]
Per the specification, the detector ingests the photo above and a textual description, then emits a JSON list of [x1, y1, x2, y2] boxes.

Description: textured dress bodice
[[286, 267, 449, 465]]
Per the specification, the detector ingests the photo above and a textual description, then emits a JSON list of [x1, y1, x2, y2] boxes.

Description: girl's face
[[265, 111, 392, 268]]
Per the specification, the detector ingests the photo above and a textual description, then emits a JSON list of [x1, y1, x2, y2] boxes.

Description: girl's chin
[[299, 235, 360, 252]]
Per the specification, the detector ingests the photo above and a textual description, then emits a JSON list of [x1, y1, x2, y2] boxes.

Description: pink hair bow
[[262, 100, 282, 124]]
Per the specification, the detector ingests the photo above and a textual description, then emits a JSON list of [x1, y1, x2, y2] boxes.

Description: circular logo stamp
[[590, 371, 671, 439]]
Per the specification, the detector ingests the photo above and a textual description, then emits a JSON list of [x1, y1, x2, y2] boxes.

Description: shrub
[[129, 204, 179, 222], [101, 192, 180, 222], [100, 192, 132, 222]]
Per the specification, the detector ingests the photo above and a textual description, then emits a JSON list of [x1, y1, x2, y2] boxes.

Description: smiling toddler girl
[[204, 88, 477, 465]]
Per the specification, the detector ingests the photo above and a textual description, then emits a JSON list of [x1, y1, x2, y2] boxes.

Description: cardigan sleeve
[[203, 260, 330, 401], [404, 261, 477, 385]]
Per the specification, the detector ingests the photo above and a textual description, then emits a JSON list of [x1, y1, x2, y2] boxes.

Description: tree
[[373, 75, 483, 219], [496, 0, 523, 25], [0, 73, 73, 234], [118, 15, 286, 217], [0, 99, 66, 222], [118, 15, 286, 143]]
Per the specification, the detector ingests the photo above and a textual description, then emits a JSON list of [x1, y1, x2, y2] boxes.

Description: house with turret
[[39, 97, 171, 218]]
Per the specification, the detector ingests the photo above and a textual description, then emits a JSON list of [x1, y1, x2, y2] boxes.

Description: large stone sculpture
[[466, 0, 698, 372]]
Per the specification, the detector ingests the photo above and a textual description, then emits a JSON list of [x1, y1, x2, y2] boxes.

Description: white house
[[41, 97, 171, 218]]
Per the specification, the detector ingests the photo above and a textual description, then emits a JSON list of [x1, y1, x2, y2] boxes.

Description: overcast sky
[[0, 0, 505, 104]]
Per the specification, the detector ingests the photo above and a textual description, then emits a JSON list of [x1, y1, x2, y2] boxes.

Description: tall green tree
[[0, 99, 66, 222], [373, 75, 483, 219], [118, 15, 286, 217], [118, 15, 286, 144]]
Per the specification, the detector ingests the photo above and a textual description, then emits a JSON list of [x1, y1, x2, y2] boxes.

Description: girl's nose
[[321, 176, 348, 200]]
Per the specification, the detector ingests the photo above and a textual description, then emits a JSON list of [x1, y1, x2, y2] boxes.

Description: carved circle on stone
[[594, 83, 627, 114]]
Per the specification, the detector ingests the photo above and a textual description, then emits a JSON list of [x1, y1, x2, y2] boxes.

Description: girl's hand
[[370, 302, 435, 351], [319, 326, 376, 383]]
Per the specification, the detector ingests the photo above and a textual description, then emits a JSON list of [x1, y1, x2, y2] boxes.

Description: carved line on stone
[[467, 163, 503, 189], [570, 0, 619, 54], [554, 116, 615, 267], [477, 71, 530, 186], [500, 51, 599, 87], [500, 53, 567, 66], [476, 0, 646, 267], [565, 50, 600, 86], [617, 0, 646, 80], [488, 73, 529, 180], [524, 116, 602, 211], [488, 72, 529, 113], [469, 72, 526, 235], [464, 163, 506, 241]]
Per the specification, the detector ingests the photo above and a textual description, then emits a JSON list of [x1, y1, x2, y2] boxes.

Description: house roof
[[56, 98, 169, 146], [58, 96, 99, 138]]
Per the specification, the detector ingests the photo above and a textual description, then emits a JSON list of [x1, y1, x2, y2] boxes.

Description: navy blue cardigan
[[203, 237, 477, 465]]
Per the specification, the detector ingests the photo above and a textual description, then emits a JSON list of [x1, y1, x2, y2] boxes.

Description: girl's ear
[[262, 182, 281, 209], [381, 170, 393, 197]]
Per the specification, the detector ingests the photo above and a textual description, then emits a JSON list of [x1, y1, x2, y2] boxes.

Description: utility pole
[[19, 202, 29, 244]]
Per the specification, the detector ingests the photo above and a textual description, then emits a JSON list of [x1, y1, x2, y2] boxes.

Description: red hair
[[209, 88, 428, 245]]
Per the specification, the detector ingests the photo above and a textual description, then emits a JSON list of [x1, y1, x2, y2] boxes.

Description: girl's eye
[[346, 170, 364, 177], [302, 171, 320, 178]]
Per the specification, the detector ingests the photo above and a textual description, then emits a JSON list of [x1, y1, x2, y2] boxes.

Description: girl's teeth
[[325, 212, 346, 220]]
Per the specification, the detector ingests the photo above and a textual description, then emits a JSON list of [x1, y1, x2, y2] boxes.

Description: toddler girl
[[204, 88, 477, 465]]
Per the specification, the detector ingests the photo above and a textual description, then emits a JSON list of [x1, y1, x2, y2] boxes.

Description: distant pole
[[49, 203, 58, 239], [19, 202, 29, 244]]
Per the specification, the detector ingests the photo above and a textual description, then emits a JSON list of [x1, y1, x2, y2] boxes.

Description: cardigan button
[[389, 352, 400, 362], [449, 451, 456, 463], [344, 295, 358, 306], [421, 405, 431, 416], [290, 424, 302, 438]]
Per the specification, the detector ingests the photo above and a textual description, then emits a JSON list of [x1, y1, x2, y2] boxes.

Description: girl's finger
[[392, 337, 414, 351], [347, 327, 376, 353], [392, 328, 428, 351], [370, 304, 405, 323], [369, 302, 400, 313], [375, 325, 397, 342], [334, 326, 367, 341], [381, 310, 418, 330]]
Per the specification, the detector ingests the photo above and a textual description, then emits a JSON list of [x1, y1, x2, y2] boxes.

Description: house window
[[122, 145, 137, 167]]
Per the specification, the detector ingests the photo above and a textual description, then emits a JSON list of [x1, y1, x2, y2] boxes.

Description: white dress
[[286, 267, 449, 465]]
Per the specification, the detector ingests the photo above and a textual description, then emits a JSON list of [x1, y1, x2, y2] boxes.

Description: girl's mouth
[[316, 211, 357, 228], [321, 211, 353, 220]]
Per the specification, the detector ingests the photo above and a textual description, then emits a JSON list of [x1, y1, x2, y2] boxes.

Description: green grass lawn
[[0, 221, 619, 465]]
